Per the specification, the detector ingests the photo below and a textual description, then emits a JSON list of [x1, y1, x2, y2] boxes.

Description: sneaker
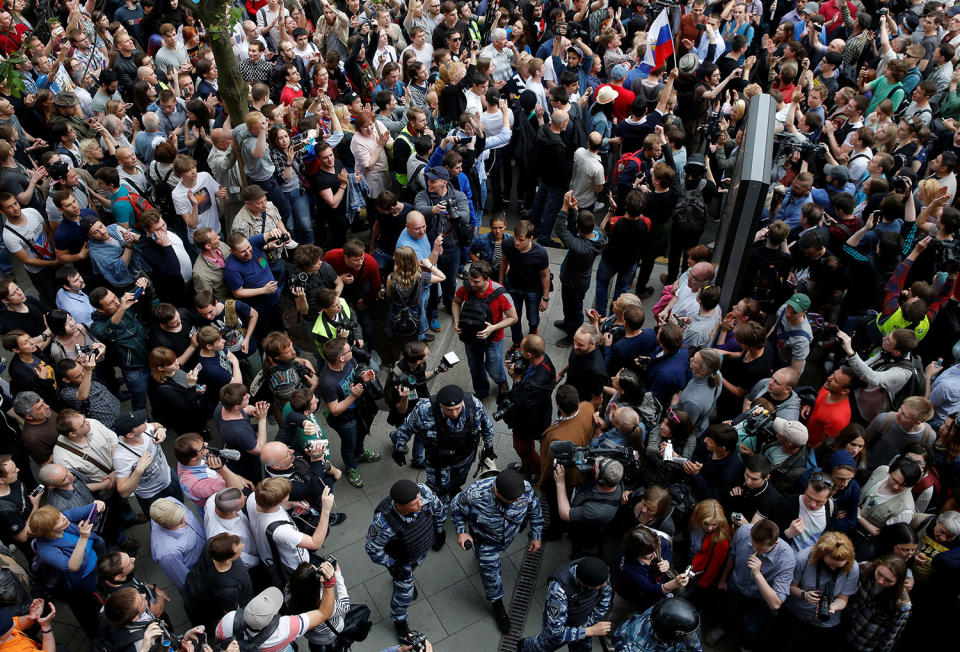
[[421, 332, 435, 342], [132, 512, 149, 525], [429, 318, 441, 332], [556, 336, 573, 348], [394, 620, 410, 642], [358, 450, 381, 463], [493, 599, 511, 633], [553, 319, 566, 329], [660, 273, 672, 285], [457, 266, 468, 280], [507, 343, 521, 357], [507, 462, 531, 474], [120, 538, 141, 552], [497, 382, 510, 396], [411, 459, 426, 469], [638, 286, 655, 299], [329, 512, 347, 526], [347, 469, 364, 488]]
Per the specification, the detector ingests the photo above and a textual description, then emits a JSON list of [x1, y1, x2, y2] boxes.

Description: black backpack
[[232, 607, 281, 652], [458, 286, 506, 344], [146, 162, 177, 221], [751, 261, 788, 309], [390, 279, 422, 339], [671, 179, 708, 235], [887, 354, 927, 408]]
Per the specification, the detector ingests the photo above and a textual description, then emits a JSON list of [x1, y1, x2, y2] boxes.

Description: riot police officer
[[518, 556, 613, 652], [612, 597, 702, 651], [450, 470, 545, 633], [365, 479, 446, 641], [391, 384, 497, 517]]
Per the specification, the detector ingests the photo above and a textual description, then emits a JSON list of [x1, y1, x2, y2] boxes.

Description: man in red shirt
[[595, 64, 635, 122], [819, 0, 857, 38], [805, 367, 856, 447], [452, 261, 518, 400], [323, 239, 382, 350], [279, 63, 304, 106], [0, 10, 26, 56], [678, 0, 707, 56]]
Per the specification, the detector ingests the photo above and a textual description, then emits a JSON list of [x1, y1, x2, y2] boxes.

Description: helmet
[[650, 597, 700, 643]]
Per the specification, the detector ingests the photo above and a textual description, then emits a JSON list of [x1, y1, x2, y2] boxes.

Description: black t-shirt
[[717, 348, 776, 419], [1, 297, 50, 336], [603, 214, 649, 267], [567, 348, 608, 402], [0, 481, 30, 543], [314, 162, 348, 225], [503, 240, 550, 292], [149, 311, 198, 366], [317, 360, 359, 419], [375, 203, 414, 256]]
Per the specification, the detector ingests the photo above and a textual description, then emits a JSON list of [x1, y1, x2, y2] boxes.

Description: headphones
[[595, 458, 614, 486]]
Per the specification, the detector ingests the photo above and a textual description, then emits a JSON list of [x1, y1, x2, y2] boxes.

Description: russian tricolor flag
[[638, 9, 675, 76]]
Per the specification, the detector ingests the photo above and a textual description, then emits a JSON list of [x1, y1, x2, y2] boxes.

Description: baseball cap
[[114, 410, 147, 437], [243, 587, 284, 630], [150, 498, 185, 528], [342, 91, 361, 106], [823, 164, 850, 184], [786, 292, 811, 312], [495, 469, 526, 501], [802, 2, 819, 15], [772, 417, 809, 447], [609, 64, 629, 81], [425, 166, 450, 182]]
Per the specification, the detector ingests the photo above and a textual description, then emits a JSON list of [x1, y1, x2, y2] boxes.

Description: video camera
[[352, 348, 385, 400], [697, 111, 725, 145], [549, 440, 642, 475], [775, 133, 825, 161], [741, 405, 777, 450], [205, 446, 241, 462]]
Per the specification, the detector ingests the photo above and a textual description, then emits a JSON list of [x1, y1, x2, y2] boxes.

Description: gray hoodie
[[555, 210, 608, 288]]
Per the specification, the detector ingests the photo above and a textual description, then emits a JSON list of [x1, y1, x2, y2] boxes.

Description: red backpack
[[113, 187, 155, 229], [612, 151, 644, 186]]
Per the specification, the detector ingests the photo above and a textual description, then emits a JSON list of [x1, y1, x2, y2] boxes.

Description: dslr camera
[[46, 159, 70, 182], [267, 232, 291, 245], [505, 346, 527, 376], [75, 343, 96, 357], [492, 397, 515, 422], [400, 631, 428, 652], [291, 271, 310, 290]]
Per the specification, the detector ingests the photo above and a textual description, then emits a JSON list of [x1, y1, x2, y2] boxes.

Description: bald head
[[773, 367, 800, 388], [260, 441, 291, 468], [550, 110, 569, 131], [588, 131, 603, 151], [687, 262, 715, 291], [211, 128, 232, 150], [38, 463, 71, 487], [136, 66, 154, 81]]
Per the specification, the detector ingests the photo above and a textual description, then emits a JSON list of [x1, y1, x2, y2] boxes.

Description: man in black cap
[[450, 470, 544, 633], [518, 557, 613, 652], [365, 479, 446, 641], [414, 166, 472, 331], [391, 384, 497, 518], [111, 410, 184, 514]]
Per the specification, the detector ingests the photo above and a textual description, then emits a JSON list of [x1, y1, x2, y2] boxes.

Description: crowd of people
[[0, 0, 959, 650]]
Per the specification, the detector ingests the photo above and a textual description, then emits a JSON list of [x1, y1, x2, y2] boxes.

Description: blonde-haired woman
[[783, 531, 859, 644], [686, 499, 731, 594], [385, 245, 444, 342]]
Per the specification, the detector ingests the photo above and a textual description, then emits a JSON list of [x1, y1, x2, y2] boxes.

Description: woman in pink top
[[349, 110, 393, 197]]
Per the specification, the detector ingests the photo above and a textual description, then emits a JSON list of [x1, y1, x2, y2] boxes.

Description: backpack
[[232, 607, 281, 652], [671, 179, 708, 235], [146, 163, 177, 220], [612, 151, 643, 186], [113, 186, 155, 229], [751, 261, 788, 308], [222, 300, 248, 350], [887, 354, 927, 408], [244, 501, 292, 588], [389, 279, 422, 338], [458, 286, 506, 344]]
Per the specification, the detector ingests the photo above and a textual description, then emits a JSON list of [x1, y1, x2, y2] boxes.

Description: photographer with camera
[[554, 457, 624, 558], [415, 166, 472, 329], [193, 291, 262, 386], [262, 332, 320, 405], [323, 239, 383, 349], [260, 441, 346, 526], [452, 261, 518, 400], [386, 342, 452, 467], [392, 384, 496, 515], [173, 433, 253, 509], [285, 558, 355, 652], [498, 333, 556, 475], [450, 470, 543, 633], [835, 327, 921, 423], [289, 244, 343, 325], [782, 532, 859, 645], [99, 588, 206, 652], [310, 287, 364, 358]]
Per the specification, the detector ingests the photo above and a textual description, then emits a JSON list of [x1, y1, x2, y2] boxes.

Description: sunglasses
[[668, 407, 680, 423], [810, 472, 834, 488]]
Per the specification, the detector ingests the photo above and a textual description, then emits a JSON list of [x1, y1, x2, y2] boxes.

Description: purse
[[328, 603, 373, 651]]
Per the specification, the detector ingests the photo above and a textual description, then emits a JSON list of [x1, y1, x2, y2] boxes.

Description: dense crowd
[[0, 0, 959, 650]]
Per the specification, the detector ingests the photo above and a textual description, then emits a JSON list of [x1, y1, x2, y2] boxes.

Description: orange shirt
[[0, 619, 40, 652]]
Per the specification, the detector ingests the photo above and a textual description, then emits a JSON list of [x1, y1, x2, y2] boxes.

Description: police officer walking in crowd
[[366, 479, 446, 642], [450, 469, 545, 633], [612, 597, 702, 651], [517, 556, 613, 652], [391, 385, 497, 517]]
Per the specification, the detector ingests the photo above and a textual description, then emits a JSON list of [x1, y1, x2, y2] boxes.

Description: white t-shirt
[[216, 611, 309, 648], [172, 171, 222, 241], [161, 230, 194, 283], [2, 208, 54, 273], [203, 496, 260, 567], [113, 426, 172, 499], [793, 496, 827, 549], [402, 42, 434, 69], [245, 494, 309, 571], [293, 41, 319, 64]]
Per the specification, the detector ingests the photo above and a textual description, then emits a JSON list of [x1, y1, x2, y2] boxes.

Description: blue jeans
[[122, 367, 150, 410], [593, 258, 636, 317], [508, 288, 543, 345], [530, 181, 565, 242], [278, 186, 314, 244], [251, 176, 286, 217], [464, 339, 507, 398], [327, 411, 368, 471], [373, 247, 394, 280], [0, 239, 12, 275]]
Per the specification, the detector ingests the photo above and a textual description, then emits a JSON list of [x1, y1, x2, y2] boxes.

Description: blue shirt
[[647, 348, 691, 405], [777, 190, 814, 231], [149, 498, 206, 591], [365, 483, 445, 568], [35, 504, 101, 592], [56, 289, 93, 325], [729, 521, 796, 601], [223, 234, 279, 311], [395, 230, 431, 262]]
